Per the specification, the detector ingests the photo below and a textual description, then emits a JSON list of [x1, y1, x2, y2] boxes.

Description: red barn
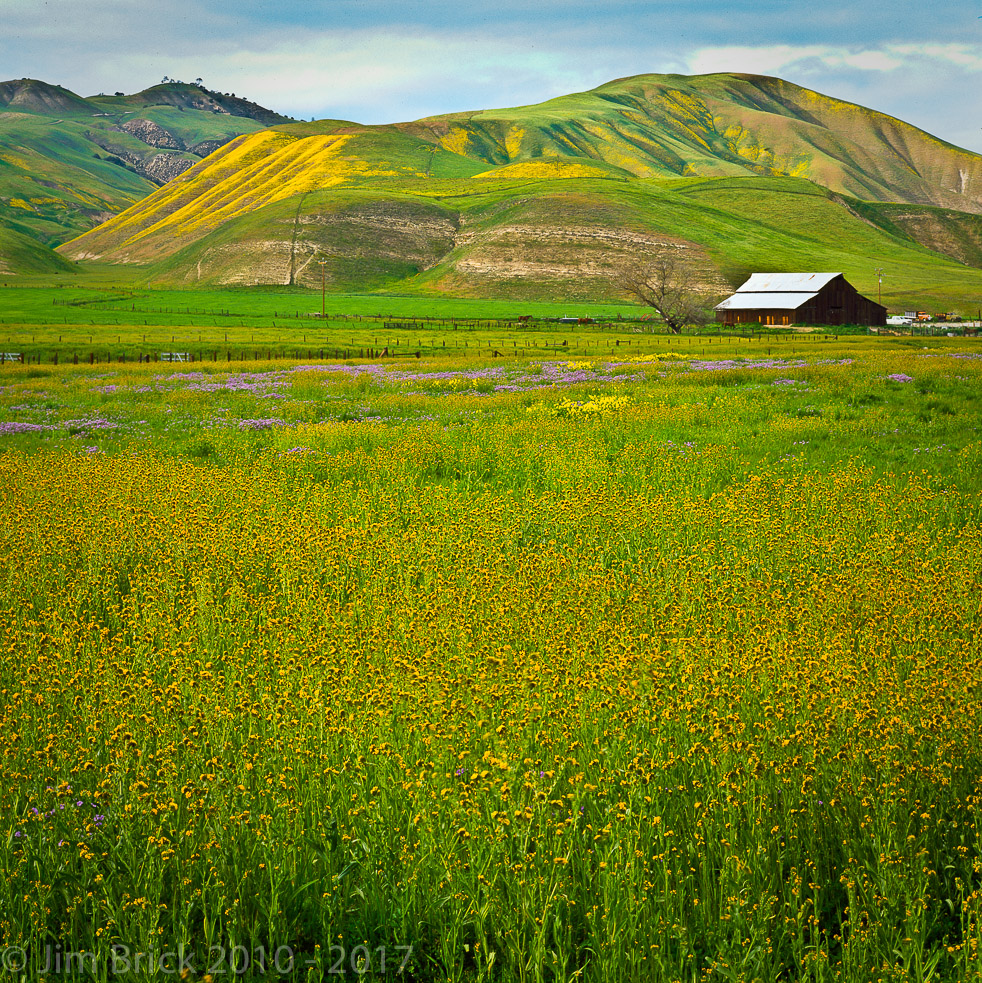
[[715, 273, 886, 327]]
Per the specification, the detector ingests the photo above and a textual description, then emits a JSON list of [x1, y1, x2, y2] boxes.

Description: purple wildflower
[[236, 418, 286, 431], [0, 421, 50, 434], [63, 418, 118, 432]]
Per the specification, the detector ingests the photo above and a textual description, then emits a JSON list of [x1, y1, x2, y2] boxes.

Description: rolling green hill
[[0, 224, 76, 276], [55, 70, 982, 311], [60, 166, 982, 310], [0, 78, 290, 246], [4, 69, 975, 310], [400, 74, 982, 214]]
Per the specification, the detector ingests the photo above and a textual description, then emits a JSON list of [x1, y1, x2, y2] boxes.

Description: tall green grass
[[1, 345, 981, 981]]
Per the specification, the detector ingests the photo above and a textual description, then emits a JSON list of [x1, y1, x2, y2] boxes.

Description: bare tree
[[618, 250, 712, 333]]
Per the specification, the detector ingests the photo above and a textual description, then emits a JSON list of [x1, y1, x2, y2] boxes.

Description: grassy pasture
[[1, 338, 982, 981], [0, 280, 871, 368], [0, 279, 642, 326], [2, 276, 969, 369]]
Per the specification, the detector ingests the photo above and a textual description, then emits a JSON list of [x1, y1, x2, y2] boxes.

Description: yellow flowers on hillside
[[471, 160, 614, 180]]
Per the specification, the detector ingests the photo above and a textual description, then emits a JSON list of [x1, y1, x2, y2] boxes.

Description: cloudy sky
[[3, 0, 981, 151]]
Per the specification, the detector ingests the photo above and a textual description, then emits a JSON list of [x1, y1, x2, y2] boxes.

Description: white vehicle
[[886, 315, 913, 326]]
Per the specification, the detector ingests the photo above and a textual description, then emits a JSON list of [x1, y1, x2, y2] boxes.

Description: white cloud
[[3, 11, 981, 153], [686, 44, 909, 77], [93, 29, 597, 121], [685, 41, 982, 78], [687, 45, 826, 76], [836, 51, 903, 72], [888, 44, 982, 70]]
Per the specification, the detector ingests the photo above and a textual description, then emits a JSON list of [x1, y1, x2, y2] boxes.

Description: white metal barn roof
[[714, 272, 843, 311], [715, 292, 819, 311], [734, 272, 841, 294]]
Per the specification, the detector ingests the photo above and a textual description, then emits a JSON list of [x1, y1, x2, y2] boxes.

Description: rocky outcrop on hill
[[138, 153, 196, 184], [118, 118, 246, 166], [115, 116, 272, 176], [89, 134, 196, 186], [121, 118, 184, 150], [189, 139, 226, 158]]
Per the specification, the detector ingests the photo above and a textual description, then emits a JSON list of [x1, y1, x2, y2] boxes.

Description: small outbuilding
[[715, 272, 886, 327]]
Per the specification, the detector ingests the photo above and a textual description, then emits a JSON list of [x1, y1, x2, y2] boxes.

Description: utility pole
[[874, 267, 883, 306], [318, 260, 327, 318]]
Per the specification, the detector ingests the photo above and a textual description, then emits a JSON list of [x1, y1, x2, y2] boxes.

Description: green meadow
[[1, 339, 982, 982], [2, 66, 982, 981], [0, 276, 906, 369]]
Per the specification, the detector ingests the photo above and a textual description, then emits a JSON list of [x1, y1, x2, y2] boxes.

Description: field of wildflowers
[[1, 340, 982, 982]]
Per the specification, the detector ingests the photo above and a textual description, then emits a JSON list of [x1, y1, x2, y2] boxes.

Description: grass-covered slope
[[0, 79, 289, 248], [0, 225, 76, 276], [62, 156, 982, 310], [866, 203, 982, 269], [59, 122, 487, 263], [0, 112, 151, 245], [403, 73, 982, 214], [150, 187, 465, 291], [52, 72, 982, 308]]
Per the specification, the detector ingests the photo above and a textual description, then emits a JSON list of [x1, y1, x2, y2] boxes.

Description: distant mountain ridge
[[0, 79, 93, 116], [0, 78, 288, 129], [0, 78, 291, 245], [88, 81, 288, 128]]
